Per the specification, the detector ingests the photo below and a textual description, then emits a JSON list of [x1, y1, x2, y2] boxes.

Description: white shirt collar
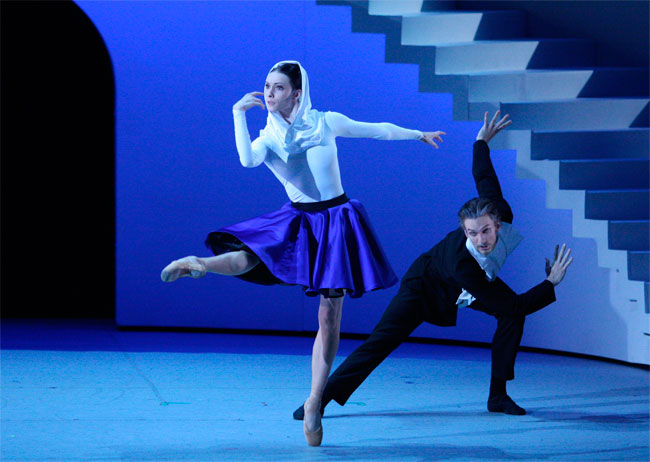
[[457, 222, 523, 308]]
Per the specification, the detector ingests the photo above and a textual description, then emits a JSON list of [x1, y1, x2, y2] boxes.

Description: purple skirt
[[205, 194, 398, 298]]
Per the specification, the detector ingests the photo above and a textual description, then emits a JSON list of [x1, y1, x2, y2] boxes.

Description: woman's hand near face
[[233, 92, 265, 112], [420, 131, 446, 148]]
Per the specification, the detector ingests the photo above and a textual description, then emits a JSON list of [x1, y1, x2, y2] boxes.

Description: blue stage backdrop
[[76, 1, 647, 365]]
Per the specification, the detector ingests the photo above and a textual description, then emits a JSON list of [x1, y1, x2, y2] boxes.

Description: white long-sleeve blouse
[[233, 110, 423, 203]]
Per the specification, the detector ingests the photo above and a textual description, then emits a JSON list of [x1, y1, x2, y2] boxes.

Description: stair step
[[560, 159, 649, 190], [578, 67, 650, 98], [401, 10, 525, 45], [466, 68, 649, 102], [369, 0, 424, 15], [531, 129, 649, 160], [430, 39, 594, 74], [628, 251, 649, 282], [368, 0, 457, 15], [470, 99, 649, 131], [585, 190, 650, 220], [421, 0, 458, 12], [609, 221, 650, 251]]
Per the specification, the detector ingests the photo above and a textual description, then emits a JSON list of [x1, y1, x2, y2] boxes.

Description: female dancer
[[161, 61, 444, 446]]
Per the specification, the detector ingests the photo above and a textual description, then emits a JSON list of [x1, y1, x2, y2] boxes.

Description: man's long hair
[[457, 197, 501, 230]]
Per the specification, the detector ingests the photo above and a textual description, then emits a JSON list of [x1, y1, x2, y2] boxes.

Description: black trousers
[[324, 291, 525, 406]]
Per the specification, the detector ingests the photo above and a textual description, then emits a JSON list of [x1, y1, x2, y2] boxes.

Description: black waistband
[[291, 193, 349, 212]]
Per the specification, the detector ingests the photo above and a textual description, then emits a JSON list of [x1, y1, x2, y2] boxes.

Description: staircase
[[318, 0, 650, 312]]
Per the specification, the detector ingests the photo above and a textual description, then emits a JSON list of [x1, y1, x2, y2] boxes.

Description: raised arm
[[324, 111, 445, 148], [472, 111, 513, 223], [233, 92, 268, 168]]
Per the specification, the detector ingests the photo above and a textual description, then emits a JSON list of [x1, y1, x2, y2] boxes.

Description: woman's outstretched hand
[[233, 92, 265, 112], [476, 111, 512, 144], [420, 131, 446, 148]]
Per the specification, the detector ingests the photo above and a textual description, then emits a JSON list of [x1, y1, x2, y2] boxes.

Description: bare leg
[[304, 293, 344, 446], [161, 251, 259, 282], [198, 251, 259, 276]]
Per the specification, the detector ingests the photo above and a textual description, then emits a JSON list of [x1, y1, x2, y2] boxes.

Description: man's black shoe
[[293, 402, 325, 420], [487, 394, 526, 415]]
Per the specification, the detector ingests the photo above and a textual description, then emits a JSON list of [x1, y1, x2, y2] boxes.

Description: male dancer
[[294, 111, 573, 418]]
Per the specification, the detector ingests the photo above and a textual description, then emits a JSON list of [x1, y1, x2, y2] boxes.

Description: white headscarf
[[260, 60, 326, 155], [456, 222, 523, 308]]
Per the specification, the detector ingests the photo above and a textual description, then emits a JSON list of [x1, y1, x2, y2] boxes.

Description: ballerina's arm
[[324, 111, 445, 148], [232, 91, 268, 168]]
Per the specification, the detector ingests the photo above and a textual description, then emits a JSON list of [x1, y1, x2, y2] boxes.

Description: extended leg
[[199, 251, 260, 276], [161, 251, 259, 282]]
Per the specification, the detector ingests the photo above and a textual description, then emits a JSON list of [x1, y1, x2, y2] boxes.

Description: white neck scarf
[[456, 222, 523, 308], [260, 60, 325, 156]]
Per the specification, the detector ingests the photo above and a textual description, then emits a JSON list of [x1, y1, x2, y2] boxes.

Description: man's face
[[463, 215, 501, 256]]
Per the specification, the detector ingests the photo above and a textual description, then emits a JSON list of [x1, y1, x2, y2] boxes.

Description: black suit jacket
[[399, 140, 556, 326]]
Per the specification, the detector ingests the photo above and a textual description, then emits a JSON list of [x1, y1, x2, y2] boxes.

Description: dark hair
[[457, 197, 501, 229], [270, 62, 302, 91]]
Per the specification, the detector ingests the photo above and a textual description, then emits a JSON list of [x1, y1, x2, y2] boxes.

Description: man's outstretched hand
[[476, 111, 512, 144], [545, 244, 573, 286]]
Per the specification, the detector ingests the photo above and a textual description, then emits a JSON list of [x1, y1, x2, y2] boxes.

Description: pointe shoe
[[303, 398, 323, 447], [160, 256, 206, 282]]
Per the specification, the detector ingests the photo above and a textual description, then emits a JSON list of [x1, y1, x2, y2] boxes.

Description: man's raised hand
[[545, 243, 573, 286], [476, 111, 512, 144], [545, 244, 559, 277]]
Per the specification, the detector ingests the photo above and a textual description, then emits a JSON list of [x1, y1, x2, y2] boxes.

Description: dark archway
[[1, 1, 115, 317]]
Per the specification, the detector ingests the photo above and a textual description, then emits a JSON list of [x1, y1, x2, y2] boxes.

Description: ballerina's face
[[264, 71, 301, 116]]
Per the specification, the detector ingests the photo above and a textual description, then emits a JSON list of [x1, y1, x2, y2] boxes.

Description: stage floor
[[1, 319, 648, 461]]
